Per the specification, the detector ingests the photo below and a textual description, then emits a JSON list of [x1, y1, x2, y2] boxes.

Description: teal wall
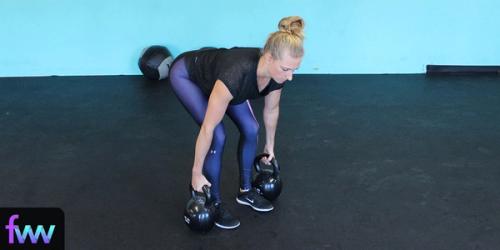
[[1, 0, 499, 76]]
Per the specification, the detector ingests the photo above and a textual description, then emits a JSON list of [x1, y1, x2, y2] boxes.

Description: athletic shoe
[[236, 188, 274, 212], [214, 203, 240, 229]]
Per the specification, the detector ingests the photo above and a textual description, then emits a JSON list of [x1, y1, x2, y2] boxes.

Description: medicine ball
[[199, 47, 216, 51], [138, 45, 174, 80]]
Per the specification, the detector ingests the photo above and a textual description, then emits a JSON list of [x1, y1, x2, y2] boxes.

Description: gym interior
[[1, 1, 500, 249]]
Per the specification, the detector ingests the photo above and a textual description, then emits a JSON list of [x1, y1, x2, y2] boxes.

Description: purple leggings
[[169, 58, 258, 202]]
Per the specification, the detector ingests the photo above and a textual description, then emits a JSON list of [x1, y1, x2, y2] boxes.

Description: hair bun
[[278, 16, 305, 39]]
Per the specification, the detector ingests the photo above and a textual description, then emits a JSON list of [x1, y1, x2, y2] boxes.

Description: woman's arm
[[191, 80, 233, 191], [262, 89, 282, 163]]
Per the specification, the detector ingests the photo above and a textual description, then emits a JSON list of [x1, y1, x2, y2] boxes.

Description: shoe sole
[[215, 221, 240, 230], [236, 197, 274, 212]]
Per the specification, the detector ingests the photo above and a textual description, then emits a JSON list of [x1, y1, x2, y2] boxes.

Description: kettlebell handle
[[190, 184, 212, 202], [253, 153, 280, 176]]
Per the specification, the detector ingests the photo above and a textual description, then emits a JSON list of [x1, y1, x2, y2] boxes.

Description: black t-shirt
[[178, 47, 284, 105]]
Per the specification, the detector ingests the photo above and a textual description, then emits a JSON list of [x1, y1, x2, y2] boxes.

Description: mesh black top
[[178, 47, 284, 105]]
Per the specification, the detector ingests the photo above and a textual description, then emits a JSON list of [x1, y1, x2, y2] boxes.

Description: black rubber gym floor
[[1, 74, 499, 249]]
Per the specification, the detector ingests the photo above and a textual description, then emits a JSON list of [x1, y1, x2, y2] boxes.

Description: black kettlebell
[[252, 153, 282, 201], [183, 185, 216, 232]]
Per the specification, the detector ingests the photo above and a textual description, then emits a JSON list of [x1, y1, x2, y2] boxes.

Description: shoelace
[[216, 205, 230, 219], [245, 190, 263, 203]]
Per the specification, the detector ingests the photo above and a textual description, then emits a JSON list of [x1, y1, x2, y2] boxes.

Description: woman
[[169, 16, 305, 229]]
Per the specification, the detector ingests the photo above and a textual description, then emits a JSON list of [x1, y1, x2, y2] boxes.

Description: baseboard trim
[[426, 65, 500, 75]]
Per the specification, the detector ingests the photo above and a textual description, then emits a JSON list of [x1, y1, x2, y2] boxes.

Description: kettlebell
[[183, 185, 216, 232], [252, 153, 282, 201]]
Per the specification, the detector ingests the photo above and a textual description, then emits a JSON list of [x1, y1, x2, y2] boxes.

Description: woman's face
[[268, 51, 302, 84]]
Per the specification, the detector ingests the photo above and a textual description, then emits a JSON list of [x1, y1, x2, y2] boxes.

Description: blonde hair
[[263, 16, 305, 60]]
